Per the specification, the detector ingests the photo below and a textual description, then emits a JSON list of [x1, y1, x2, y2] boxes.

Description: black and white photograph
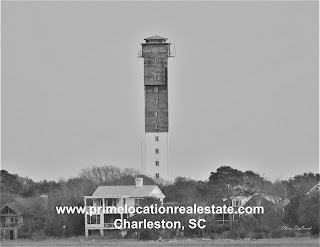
[[1, 0, 319, 246]]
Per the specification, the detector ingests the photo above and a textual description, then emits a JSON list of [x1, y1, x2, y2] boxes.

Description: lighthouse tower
[[139, 35, 175, 181]]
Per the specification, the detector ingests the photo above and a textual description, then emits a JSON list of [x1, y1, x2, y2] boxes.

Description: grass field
[[1, 237, 319, 247]]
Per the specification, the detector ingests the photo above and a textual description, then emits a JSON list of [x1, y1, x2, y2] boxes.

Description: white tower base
[[145, 132, 169, 181]]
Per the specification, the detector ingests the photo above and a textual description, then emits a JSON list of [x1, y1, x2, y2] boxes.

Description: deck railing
[[0, 223, 20, 228], [104, 223, 116, 228]]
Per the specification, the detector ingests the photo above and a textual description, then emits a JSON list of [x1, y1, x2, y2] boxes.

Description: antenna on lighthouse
[[141, 141, 144, 174]]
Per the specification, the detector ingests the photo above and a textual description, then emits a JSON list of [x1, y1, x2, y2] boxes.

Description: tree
[[297, 194, 319, 236], [208, 166, 244, 227], [161, 177, 210, 204], [270, 180, 286, 203], [284, 172, 319, 198], [61, 178, 96, 205], [18, 177, 60, 197], [243, 171, 272, 207], [209, 166, 244, 191], [283, 195, 301, 227], [18, 177, 36, 197], [78, 165, 141, 186], [0, 170, 22, 194], [113, 175, 156, 186]]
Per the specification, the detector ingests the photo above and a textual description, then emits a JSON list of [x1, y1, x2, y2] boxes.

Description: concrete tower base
[[145, 132, 169, 180]]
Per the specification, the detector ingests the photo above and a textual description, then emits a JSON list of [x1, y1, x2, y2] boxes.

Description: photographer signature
[[281, 225, 312, 231]]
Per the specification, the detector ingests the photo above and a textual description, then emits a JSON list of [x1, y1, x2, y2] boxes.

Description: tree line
[[0, 165, 319, 239]]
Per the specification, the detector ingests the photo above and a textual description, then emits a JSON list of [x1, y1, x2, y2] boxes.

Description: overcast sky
[[2, 1, 319, 182]]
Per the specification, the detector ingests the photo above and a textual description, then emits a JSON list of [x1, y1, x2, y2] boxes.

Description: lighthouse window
[[153, 74, 158, 80], [156, 173, 159, 178], [155, 161, 159, 166], [154, 57, 158, 63], [154, 87, 158, 93], [154, 99, 158, 105], [155, 124, 159, 129], [155, 112, 158, 117], [155, 149, 159, 154], [155, 136, 159, 142]]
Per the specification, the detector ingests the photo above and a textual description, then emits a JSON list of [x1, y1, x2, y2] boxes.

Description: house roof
[[0, 198, 40, 215], [144, 35, 167, 41], [14, 198, 39, 210], [92, 185, 165, 199], [261, 194, 281, 204], [306, 182, 320, 195], [5, 201, 28, 215], [275, 198, 291, 209], [0, 198, 12, 209], [242, 193, 290, 209]]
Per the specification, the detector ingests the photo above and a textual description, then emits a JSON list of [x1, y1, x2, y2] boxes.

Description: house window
[[216, 214, 231, 225], [95, 198, 102, 207], [123, 198, 126, 206], [135, 199, 143, 207], [155, 161, 159, 166], [154, 99, 158, 105], [10, 217, 19, 226], [106, 198, 117, 206], [155, 148, 159, 154], [156, 173, 159, 178], [10, 218, 19, 223], [233, 199, 241, 207], [87, 215, 100, 224], [155, 136, 159, 142], [154, 87, 158, 93], [96, 215, 100, 224]]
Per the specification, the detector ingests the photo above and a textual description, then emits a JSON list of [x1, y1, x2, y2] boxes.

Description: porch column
[[100, 229, 104, 236], [85, 229, 89, 237], [120, 197, 124, 228]]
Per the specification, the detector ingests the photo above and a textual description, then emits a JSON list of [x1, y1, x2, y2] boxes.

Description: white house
[[83, 177, 165, 237]]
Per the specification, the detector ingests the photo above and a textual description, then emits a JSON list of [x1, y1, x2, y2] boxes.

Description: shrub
[[251, 231, 265, 239], [17, 226, 32, 239], [219, 230, 231, 239], [209, 232, 220, 239], [161, 229, 175, 238], [139, 230, 158, 240], [253, 225, 271, 235], [288, 231, 295, 237], [103, 230, 122, 239], [226, 229, 240, 239], [310, 224, 319, 236], [271, 229, 291, 238], [31, 230, 46, 241], [211, 225, 229, 234], [238, 229, 249, 239]]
